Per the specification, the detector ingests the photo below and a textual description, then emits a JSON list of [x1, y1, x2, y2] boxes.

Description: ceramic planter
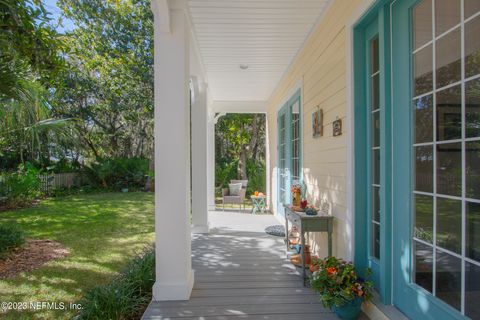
[[331, 297, 363, 320]]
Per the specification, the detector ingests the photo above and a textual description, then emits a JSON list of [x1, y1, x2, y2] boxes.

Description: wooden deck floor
[[142, 211, 367, 320]]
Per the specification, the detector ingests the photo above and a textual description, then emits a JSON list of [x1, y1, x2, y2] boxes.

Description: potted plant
[[310, 256, 373, 320]]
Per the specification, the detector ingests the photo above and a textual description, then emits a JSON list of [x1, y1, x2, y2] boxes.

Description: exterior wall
[[267, 0, 366, 261]]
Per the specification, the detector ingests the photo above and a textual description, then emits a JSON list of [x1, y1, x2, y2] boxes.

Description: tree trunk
[[249, 114, 259, 163], [238, 144, 247, 180]]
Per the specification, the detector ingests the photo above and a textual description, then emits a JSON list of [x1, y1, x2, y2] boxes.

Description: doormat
[[265, 225, 285, 237]]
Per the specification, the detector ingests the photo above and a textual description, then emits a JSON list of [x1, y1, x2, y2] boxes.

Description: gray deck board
[[142, 211, 368, 320]]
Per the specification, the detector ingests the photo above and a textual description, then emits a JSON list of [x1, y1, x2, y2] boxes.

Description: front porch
[[149, 0, 480, 318], [143, 211, 365, 320]]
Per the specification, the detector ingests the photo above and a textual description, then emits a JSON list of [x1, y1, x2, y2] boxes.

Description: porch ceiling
[[187, 0, 331, 102]]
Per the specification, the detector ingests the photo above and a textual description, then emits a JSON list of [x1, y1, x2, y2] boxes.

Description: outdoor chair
[[222, 179, 248, 211]]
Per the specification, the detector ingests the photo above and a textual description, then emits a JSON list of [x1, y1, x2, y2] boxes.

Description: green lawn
[[0, 192, 154, 320]]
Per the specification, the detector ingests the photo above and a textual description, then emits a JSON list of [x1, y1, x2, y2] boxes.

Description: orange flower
[[326, 267, 337, 275]]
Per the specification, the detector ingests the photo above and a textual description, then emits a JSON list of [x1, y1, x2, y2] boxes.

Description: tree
[[0, 0, 73, 169], [54, 0, 154, 160], [215, 114, 266, 192]]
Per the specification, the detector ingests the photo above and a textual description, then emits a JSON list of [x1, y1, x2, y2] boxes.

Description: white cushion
[[228, 183, 243, 196]]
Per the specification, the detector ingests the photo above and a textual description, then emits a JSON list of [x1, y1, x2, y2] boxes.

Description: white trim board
[[210, 100, 267, 114]]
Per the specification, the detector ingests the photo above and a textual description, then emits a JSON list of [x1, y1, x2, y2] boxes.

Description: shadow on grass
[[0, 192, 155, 320]]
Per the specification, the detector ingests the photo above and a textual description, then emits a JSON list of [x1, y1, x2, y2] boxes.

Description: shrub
[[215, 158, 266, 196], [76, 246, 155, 320], [0, 224, 25, 258], [246, 159, 265, 195], [84, 158, 149, 191], [0, 163, 42, 207], [215, 159, 238, 195]]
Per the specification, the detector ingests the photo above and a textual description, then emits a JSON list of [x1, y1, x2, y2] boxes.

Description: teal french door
[[354, 6, 392, 305], [277, 90, 302, 217], [392, 0, 480, 319]]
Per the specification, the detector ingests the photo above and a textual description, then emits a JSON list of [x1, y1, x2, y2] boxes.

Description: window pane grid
[[279, 115, 286, 204], [412, 0, 480, 315], [370, 36, 381, 260], [291, 109, 300, 183]]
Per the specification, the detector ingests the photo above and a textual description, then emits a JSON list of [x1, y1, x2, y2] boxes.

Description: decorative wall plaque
[[333, 118, 342, 136], [312, 107, 323, 138]]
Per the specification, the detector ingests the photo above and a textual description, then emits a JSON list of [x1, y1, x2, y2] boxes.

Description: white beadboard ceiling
[[187, 0, 331, 102]]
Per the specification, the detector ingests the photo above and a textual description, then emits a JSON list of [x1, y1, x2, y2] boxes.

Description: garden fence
[[38, 173, 81, 193]]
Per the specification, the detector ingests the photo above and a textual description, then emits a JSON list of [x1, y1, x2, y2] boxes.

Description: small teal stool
[[250, 195, 266, 214]]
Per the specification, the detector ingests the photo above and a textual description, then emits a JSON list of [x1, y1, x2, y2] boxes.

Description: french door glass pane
[[372, 74, 380, 110], [466, 141, 480, 199], [436, 250, 462, 311], [436, 142, 462, 197], [435, 0, 460, 36], [413, 0, 432, 50], [435, 27, 461, 89], [414, 145, 433, 193], [280, 114, 286, 204], [466, 201, 480, 262], [465, 15, 480, 78], [465, 0, 480, 19], [411, 1, 480, 315], [465, 261, 480, 319], [414, 194, 433, 243], [373, 149, 380, 185], [373, 111, 380, 147], [436, 197, 462, 254], [414, 240, 433, 292], [436, 85, 461, 141], [414, 44, 433, 96], [371, 41, 379, 73], [370, 36, 380, 260], [414, 95, 434, 143], [292, 102, 300, 181], [466, 78, 480, 138], [373, 186, 380, 222], [373, 223, 380, 259]]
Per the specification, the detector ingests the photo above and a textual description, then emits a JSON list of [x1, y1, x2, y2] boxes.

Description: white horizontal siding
[[267, 0, 366, 260]]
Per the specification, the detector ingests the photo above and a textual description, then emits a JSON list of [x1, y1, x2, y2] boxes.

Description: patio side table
[[250, 195, 266, 214]]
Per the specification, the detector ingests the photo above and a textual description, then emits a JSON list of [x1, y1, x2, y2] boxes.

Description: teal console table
[[284, 204, 334, 286]]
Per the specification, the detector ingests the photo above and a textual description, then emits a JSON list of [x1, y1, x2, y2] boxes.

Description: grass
[[0, 192, 154, 320]]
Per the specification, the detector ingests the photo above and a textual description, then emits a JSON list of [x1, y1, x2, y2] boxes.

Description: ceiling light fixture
[[239, 64, 249, 70]]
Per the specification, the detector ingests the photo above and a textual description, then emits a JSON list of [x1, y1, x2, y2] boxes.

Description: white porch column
[[191, 78, 209, 233], [207, 110, 216, 211], [152, 0, 193, 301]]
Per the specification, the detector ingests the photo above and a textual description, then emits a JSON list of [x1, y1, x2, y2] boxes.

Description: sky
[[42, 0, 75, 33]]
